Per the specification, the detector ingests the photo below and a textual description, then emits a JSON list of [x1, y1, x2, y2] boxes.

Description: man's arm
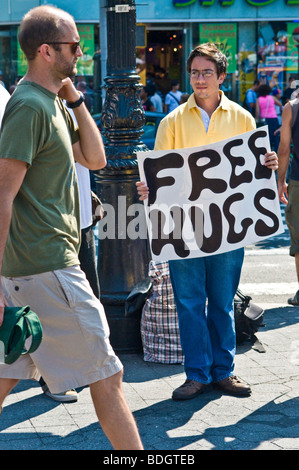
[[0, 158, 28, 325], [58, 78, 106, 171], [255, 98, 260, 121], [277, 103, 292, 205], [71, 107, 106, 171], [247, 91, 255, 113]]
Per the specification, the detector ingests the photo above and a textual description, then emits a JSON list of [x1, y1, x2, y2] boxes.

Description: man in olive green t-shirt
[[0, 5, 143, 451], [0, 81, 81, 277]]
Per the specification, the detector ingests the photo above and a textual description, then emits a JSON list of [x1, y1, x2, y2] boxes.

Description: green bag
[[0, 306, 43, 365]]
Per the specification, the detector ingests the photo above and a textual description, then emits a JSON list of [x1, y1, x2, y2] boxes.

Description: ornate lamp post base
[[94, 0, 150, 352]]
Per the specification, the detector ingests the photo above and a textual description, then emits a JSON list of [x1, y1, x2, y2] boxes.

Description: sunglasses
[[47, 41, 81, 54]]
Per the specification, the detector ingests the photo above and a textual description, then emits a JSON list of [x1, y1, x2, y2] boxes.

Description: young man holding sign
[[137, 43, 278, 400]]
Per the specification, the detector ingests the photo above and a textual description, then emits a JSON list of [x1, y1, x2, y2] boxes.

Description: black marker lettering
[[254, 189, 279, 236], [150, 206, 190, 258], [143, 153, 184, 206], [248, 130, 272, 180], [189, 203, 222, 253], [223, 138, 253, 188], [188, 149, 227, 201], [223, 193, 253, 243]]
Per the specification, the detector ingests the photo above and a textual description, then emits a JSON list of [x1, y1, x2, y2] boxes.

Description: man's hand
[[278, 180, 288, 205], [264, 151, 278, 171], [58, 77, 80, 103], [136, 181, 149, 201]]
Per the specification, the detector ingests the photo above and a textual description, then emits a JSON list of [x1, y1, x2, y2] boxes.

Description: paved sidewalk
[[0, 301, 299, 451]]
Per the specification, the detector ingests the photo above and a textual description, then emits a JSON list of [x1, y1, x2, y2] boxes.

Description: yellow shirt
[[154, 91, 256, 151]]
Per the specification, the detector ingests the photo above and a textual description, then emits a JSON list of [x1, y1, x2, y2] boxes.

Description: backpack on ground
[[234, 288, 265, 352]]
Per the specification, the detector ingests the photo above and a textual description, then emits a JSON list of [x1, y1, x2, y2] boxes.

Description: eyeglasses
[[190, 70, 216, 80], [47, 42, 81, 54]]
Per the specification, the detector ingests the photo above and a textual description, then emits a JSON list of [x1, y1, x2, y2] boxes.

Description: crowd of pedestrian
[[140, 78, 188, 115], [242, 74, 299, 154]]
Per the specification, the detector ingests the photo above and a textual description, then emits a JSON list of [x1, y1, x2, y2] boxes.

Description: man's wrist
[[66, 91, 85, 109]]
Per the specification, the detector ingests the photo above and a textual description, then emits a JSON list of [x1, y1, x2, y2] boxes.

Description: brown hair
[[186, 43, 228, 77], [18, 6, 74, 61], [258, 84, 272, 97]]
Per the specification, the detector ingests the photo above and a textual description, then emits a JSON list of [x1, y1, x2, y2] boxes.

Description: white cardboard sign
[[137, 127, 284, 261]]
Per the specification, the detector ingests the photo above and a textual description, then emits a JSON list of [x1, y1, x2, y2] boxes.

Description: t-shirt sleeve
[[0, 105, 42, 166], [247, 90, 255, 104], [164, 93, 170, 105]]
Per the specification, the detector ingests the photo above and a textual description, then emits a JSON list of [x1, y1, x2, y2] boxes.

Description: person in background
[[272, 88, 283, 125], [76, 80, 93, 113], [244, 79, 260, 116], [147, 82, 163, 113], [39, 158, 101, 403], [140, 85, 156, 112], [290, 86, 299, 101], [8, 84, 16, 95], [0, 71, 6, 88], [282, 76, 296, 105], [277, 95, 299, 306], [164, 80, 182, 114], [180, 93, 189, 104], [0, 84, 10, 126], [256, 84, 282, 152], [269, 72, 279, 91]]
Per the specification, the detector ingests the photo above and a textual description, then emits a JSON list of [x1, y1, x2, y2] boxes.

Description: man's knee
[[90, 369, 124, 395], [0, 378, 19, 403]]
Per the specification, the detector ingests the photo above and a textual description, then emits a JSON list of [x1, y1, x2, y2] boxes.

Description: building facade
[[0, 0, 298, 103]]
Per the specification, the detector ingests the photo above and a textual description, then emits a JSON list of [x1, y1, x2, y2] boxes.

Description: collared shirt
[[197, 105, 211, 132], [154, 91, 256, 151]]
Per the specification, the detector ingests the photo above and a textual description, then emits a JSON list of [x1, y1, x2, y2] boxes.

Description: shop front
[[135, 0, 299, 104], [0, 0, 298, 105]]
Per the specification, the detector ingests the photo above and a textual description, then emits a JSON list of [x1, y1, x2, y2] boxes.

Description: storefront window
[[257, 22, 287, 95], [238, 22, 258, 105], [257, 21, 299, 100], [140, 26, 184, 98], [198, 23, 238, 101], [0, 27, 18, 90]]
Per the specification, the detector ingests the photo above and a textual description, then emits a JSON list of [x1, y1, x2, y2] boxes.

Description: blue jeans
[[169, 248, 244, 384]]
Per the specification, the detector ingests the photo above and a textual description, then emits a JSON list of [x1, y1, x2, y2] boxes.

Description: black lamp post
[[293, 26, 299, 80], [94, 0, 150, 352]]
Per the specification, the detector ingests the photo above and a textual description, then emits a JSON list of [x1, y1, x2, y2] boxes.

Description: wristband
[[66, 91, 85, 109]]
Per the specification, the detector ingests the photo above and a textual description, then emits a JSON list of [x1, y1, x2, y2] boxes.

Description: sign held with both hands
[[137, 127, 284, 261]]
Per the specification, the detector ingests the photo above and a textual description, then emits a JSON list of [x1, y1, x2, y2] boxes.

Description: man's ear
[[218, 72, 226, 85], [38, 44, 53, 62]]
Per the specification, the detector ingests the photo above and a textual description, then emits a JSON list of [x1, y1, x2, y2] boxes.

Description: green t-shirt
[[0, 81, 81, 277]]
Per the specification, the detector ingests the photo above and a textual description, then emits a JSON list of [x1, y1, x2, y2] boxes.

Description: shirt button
[[15, 286, 19, 291]]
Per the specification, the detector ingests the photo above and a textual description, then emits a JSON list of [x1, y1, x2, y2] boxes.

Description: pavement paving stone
[[0, 293, 298, 451]]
